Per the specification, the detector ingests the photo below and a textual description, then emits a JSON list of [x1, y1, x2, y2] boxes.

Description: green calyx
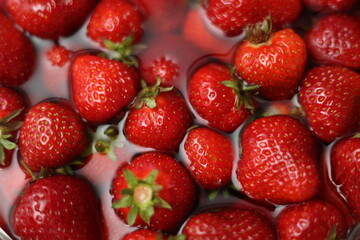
[[112, 169, 172, 226], [353, 132, 360, 139], [0, 108, 23, 166], [245, 16, 273, 44]]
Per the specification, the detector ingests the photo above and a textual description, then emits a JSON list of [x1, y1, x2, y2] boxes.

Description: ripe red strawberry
[[124, 81, 191, 152], [141, 56, 179, 87], [188, 63, 256, 133], [302, 0, 357, 12], [204, 0, 302, 36], [111, 152, 197, 233], [0, 12, 35, 87], [87, 0, 143, 48], [19, 101, 88, 172], [71, 54, 139, 124], [12, 174, 103, 240], [236, 115, 320, 205], [123, 229, 167, 240], [277, 200, 347, 240], [298, 66, 360, 143], [182, 206, 276, 239], [305, 14, 360, 69], [6, 0, 96, 39], [331, 133, 360, 220], [46, 45, 71, 67], [183, 126, 234, 190], [234, 19, 307, 100]]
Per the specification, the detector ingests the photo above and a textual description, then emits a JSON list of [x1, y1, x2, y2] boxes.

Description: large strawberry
[[302, 0, 357, 12], [331, 133, 360, 220], [12, 174, 103, 240], [71, 54, 139, 124], [181, 206, 276, 239], [298, 65, 360, 143], [236, 115, 320, 205], [124, 80, 191, 152], [19, 101, 88, 172], [234, 18, 307, 100], [6, 0, 97, 39], [111, 152, 197, 233], [305, 14, 360, 69], [183, 126, 234, 190], [0, 12, 35, 87], [277, 200, 347, 240], [188, 63, 256, 133]]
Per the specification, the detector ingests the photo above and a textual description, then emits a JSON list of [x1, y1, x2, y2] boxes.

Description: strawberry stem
[[245, 16, 272, 44]]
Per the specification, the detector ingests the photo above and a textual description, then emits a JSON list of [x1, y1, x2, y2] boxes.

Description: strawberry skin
[[235, 28, 307, 100], [298, 66, 360, 143], [111, 152, 197, 233], [302, 0, 357, 12], [19, 101, 88, 172], [236, 115, 320, 205], [183, 127, 234, 190], [6, 0, 96, 39], [331, 133, 360, 220], [71, 54, 139, 124], [182, 206, 276, 239], [12, 175, 103, 240], [123, 229, 167, 240], [277, 200, 347, 240], [305, 14, 360, 69], [0, 12, 35, 87]]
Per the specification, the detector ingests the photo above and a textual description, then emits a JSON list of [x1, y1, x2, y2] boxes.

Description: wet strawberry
[[303, 0, 357, 12], [46, 45, 71, 67]]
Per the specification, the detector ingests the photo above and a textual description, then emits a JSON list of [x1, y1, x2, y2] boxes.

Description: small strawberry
[[331, 133, 360, 220], [124, 80, 192, 152], [0, 12, 35, 87], [236, 115, 320, 205], [46, 45, 71, 67], [6, 0, 97, 39], [19, 101, 88, 172], [305, 14, 360, 69], [12, 174, 103, 240], [302, 0, 357, 12], [183, 126, 234, 190], [141, 56, 179, 87], [298, 65, 360, 143], [234, 18, 307, 100], [188, 63, 257, 133], [71, 54, 140, 124], [277, 200, 347, 240], [181, 206, 276, 239], [111, 152, 197, 233]]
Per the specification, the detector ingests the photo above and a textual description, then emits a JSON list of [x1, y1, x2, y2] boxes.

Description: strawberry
[[141, 56, 179, 87], [188, 63, 256, 133], [124, 80, 191, 152], [6, 0, 97, 39], [181, 206, 276, 239], [87, 0, 143, 48], [204, 0, 302, 36], [0, 12, 35, 87], [19, 101, 88, 172], [277, 200, 347, 240], [46, 45, 71, 67], [123, 229, 167, 240], [12, 174, 103, 240], [234, 18, 307, 100], [331, 133, 360, 220], [302, 0, 357, 12], [183, 126, 234, 190], [111, 152, 197, 233], [305, 14, 360, 69], [236, 115, 320, 205], [298, 65, 360, 143], [71, 54, 140, 124]]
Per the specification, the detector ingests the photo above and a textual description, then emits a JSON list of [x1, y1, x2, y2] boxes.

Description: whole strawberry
[[71, 54, 139, 124], [188, 63, 256, 133], [302, 0, 357, 12], [305, 14, 360, 69], [0, 12, 35, 87], [234, 18, 307, 100], [331, 133, 360, 220], [277, 200, 347, 240], [12, 174, 103, 240], [183, 126, 234, 190], [124, 80, 191, 152], [111, 152, 197, 233], [182, 206, 276, 239], [236, 115, 320, 205], [298, 66, 360, 143], [6, 0, 97, 39], [19, 101, 88, 172]]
